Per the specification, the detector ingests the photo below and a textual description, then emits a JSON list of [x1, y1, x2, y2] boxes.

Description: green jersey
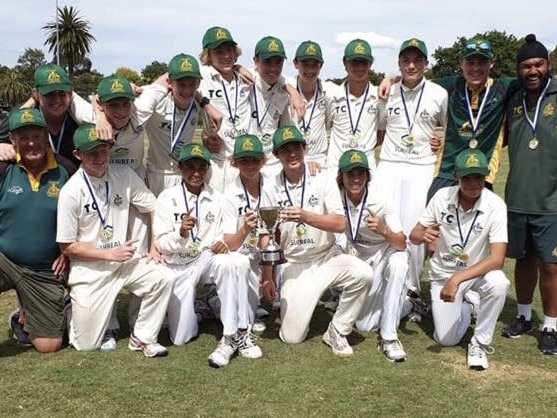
[[434, 76, 520, 184], [505, 78, 557, 214]]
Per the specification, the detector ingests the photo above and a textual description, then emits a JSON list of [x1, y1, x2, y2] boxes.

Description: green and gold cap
[[344, 39, 373, 61], [295, 41, 324, 62], [234, 134, 264, 159], [454, 149, 489, 177], [9, 108, 47, 131], [178, 143, 211, 164], [34, 64, 72, 95], [339, 150, 369, 173], [272, 126, 305, 151], [399, 38, 428, 58], [73, 123, 106, 153], [97, 75, 135, 102], [168, 53, 202, 80], [255, 36, 287, 60], [202, 26, 236, 49]]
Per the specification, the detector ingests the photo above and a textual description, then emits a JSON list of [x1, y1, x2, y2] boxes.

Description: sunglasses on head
[[465, 41, 491, 52]]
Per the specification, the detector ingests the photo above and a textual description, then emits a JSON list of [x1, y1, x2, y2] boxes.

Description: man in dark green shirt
[[0, 108, 74, 353], [502, 34, 557, 355]]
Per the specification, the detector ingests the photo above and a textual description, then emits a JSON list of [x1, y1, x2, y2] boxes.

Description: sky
[[0, 0, 554, 80]]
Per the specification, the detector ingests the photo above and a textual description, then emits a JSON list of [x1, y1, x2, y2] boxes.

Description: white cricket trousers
[[371, 161, 435, 291], [166, 251, 252, 344], [69, 258, 174, 351], [430, 270, 509, 346], [355, 250, 409, 340], [278, 252, 372, 344]]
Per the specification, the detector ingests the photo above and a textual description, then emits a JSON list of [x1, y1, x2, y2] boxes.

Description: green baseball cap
[[272, 126, 305, 151], [454, 149, 489, 177], [9, 108, 47, 132], [97, 75, 135, 102], [168, 54, 202, 80], [73, 123, 107, 153], [202, 26, 236, 49], [234, 134, 264, 159], [399, 38, 428, 58], [255, 36, 287, 60], [462, 38, 494, 60], [295, 41, 324, 62], [344, 39, 373, 61], [338, 150, 369, 173], [178, 143, 211, 164], [34, 64, 72, 95]]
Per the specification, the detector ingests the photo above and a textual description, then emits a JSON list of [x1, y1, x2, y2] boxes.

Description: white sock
[[517, 304, 532, 321], [542, 316, 557, 331]]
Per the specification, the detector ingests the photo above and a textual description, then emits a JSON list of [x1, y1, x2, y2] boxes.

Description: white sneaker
[[236, 330, 263, 359], [128, 334, 168, 358], [208, 335, 237, 368], [378, 338, 407, 362], [252, 320, 267, 333], [100, 329, 117, 352], [467, 339, 493, 370], [322, 322, 353, 357]]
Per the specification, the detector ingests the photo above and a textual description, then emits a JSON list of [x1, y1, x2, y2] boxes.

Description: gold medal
[[100, 225, 113, 242], [529, 137, 539, 150], [302, 128, 311, 138], [349, 133, 360, 148], [188, 241, 200, 257], [469, 138, 478, 149], [458, 252, 469, 262], [347, 244, 359, 257], [296, 223, 307, 238], [248, 230, 259, 248]]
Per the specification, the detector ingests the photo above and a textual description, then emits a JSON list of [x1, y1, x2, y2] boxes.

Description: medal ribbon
[[400, 83, 425, 134], [48, 115, 67, 154], [181, 182, 200, 242], [82, 172, 110, 229], [282, 168, 306, 208], [464, 82, 491, 138], [297, 81, 319, 132], [455, 206, 480, 251], [522, 78, 551, 138], [253, 84, 275, 128], [170, 100, 194, 154], [241, 177, 262, 210], [343, 188, 368, 245], [345, 82, 369, 136], [222, 74, 239, 125]]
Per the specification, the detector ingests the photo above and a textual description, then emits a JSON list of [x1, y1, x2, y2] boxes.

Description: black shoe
[[9, 310, 32, 347], [502, 315, 533, 338], [539, 328, 557, 355]]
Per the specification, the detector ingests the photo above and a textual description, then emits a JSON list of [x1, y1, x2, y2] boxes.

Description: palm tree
[[0, 69, 32, 107], [43, 6, 96, 79]]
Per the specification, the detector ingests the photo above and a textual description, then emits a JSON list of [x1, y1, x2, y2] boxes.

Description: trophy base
[[260, 250, 286, 266]]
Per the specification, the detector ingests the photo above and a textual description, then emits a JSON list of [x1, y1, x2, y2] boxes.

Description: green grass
[[1, 148, 555, 418]]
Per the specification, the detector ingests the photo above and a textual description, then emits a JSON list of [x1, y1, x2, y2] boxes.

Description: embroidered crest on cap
[[47, 70, 61, 84], [110, 79, 125, 93]]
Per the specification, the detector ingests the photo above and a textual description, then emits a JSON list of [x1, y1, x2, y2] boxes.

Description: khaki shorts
[[0, 252, 65, 338]]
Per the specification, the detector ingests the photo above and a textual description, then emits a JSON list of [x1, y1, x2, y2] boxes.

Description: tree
[[550, 45, 557, 76], [141, 61, 168, 84], [327, 69, 386, 86], [14, 48, 47, 86], [115, 67, 142, 85], [43, 6, 96, 79], [73, 57, 93, 76], [73, 70, 104, 100], [428, 30, 522, 79], [0, 69, 32, 107]]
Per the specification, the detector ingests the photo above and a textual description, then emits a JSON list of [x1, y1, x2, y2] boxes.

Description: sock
[[517, 304, 532, 321], [542, 316, 557, 331]]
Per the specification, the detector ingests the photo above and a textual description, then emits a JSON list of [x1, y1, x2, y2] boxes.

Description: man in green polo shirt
[[502, 34, 557, 355], [0, 108, 74, 353]]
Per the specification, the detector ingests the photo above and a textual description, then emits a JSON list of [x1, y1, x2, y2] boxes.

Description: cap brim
[[340, 163, 369, 173], [99, 93, 135, 102], [37, 84, 72, 95], [178, 155, 210, 164], [273, 138, 305, 151], [205, 40, 237, 49], [456, 168, 489, 177], [258, 52, 287, 60], [399, 46, 427, 58], [295, 55, 324, 63], [169, 72, 202, 80], [344, 55, 373, 62], [78, 141, 109, 153], [463, 52, 492, 60], [234, 151, 264, 159]]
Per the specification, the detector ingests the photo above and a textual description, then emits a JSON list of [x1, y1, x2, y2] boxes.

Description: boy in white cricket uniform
[[198, 27, 252, 191], [288, 41, 335, 171], [143, 54, 203, 196], [56, 124, 173, 357], [326, 39, 384, 171], [261, 126, 372, 357], [410, 149, 509, 370], [153, 143, 261, 368], [336, 150, 410, 362], [373, 39, 448, 297], [221, 135, 273, 330], [249, 36, 297, 175]]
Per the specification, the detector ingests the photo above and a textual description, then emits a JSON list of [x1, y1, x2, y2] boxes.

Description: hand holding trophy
[[258, 206, 286, 265]]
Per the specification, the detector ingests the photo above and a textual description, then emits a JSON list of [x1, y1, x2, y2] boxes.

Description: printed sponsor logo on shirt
[[7, 185, 23, 195], [112, 147, 130, 157], [205, 211, 215, 223], [46, 181, 60, 198]]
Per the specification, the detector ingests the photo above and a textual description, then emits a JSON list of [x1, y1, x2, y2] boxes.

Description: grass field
[[0, 148, 555, 418]]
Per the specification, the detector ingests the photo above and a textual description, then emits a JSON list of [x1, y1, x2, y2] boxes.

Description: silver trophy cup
[[259, 206, 286, 265]]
